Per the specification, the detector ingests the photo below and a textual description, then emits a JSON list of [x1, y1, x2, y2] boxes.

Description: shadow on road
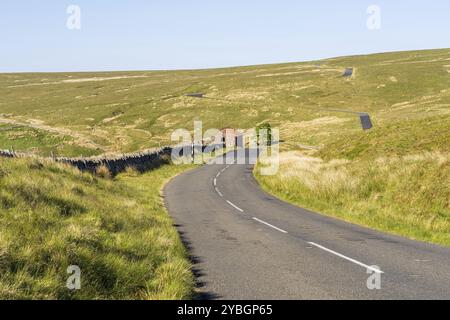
[[173, 224, 222, 300]]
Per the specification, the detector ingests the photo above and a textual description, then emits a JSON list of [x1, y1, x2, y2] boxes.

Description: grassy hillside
[[251, 49, 450, 246], [0, 158, 194, 299], [1, 48, 448, 157]]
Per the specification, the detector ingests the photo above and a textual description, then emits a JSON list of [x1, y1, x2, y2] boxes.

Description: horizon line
[[2, 46, 448, 75]]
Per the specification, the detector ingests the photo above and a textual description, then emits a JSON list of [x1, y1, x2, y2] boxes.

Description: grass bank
[[255, 151, 450, 246], [0, 158, 195, 299]]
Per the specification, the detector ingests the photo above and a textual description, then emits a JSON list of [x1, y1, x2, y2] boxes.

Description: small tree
[[256, 123, 272, 146]]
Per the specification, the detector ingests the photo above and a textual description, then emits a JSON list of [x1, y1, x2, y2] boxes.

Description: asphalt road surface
[[164, 151, 450, 299]]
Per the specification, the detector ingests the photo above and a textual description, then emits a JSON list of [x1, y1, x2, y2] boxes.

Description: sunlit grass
[[256, 151, 450, 246], [0, 158, 195, 299]]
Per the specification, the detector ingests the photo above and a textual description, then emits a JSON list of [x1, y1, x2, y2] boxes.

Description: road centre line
[[226, 200, 244, 213], [308, 242, 384, 274], [252, 217, 288, 234], [215, 187, 223, 198], [213, 163, 383, 275], [214, 162, 384, 275]]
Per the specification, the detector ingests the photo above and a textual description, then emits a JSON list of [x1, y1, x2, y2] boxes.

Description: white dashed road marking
[[308, 242, 384, 274], [252, 217, 288, 234], [226, 200, 244, 213], [215, 187, 223, 198], [212, 159, 384, 275]]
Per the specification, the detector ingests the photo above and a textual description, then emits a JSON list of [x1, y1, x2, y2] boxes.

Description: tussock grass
[[256, 151, 450, 246], [95, 164, 111, 179], [0, 158, 194, 299]]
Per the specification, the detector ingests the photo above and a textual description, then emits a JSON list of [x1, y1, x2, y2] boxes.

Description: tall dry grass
[[256, 151, 450, 245]]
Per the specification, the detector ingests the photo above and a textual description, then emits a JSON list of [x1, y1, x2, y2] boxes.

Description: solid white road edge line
[[252, 217, 288, 234], [308, 242, 384, 274], [213, 178, 217, 186], [226, 200, 244, 213]]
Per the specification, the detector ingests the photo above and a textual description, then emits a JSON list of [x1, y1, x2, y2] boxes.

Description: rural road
[[164, 150, 450, 299]]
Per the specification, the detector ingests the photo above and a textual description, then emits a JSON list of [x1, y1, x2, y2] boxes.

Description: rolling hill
[[1, 48, 449, 158]]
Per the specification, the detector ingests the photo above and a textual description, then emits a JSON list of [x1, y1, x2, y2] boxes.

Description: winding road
[[164, 151, 450, 299]]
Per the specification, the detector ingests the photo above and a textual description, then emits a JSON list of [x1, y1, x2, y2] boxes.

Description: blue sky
[[1, 1, 449, 72]]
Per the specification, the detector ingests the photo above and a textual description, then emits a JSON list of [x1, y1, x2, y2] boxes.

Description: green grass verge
[[0, 158, 195, 299]]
